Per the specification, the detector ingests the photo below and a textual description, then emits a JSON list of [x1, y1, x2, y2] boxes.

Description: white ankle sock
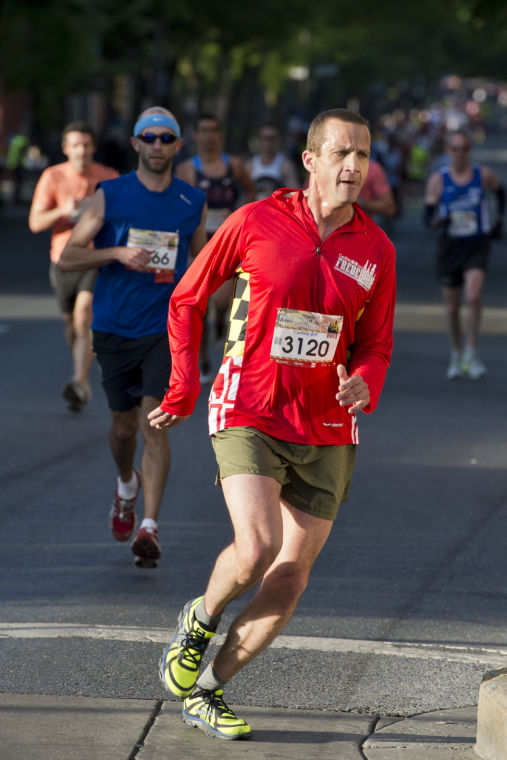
[[117, 472, 138, 499], [140, 518, 157, 533]]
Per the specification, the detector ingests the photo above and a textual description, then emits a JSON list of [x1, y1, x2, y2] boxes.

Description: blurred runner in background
[[29, 122, 118, 412], [176, 115, 255, 382], [247, 124, 299, 199], [424, 129, 504, 380]]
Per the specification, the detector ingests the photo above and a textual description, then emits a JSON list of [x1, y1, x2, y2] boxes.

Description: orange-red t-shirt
[[31, 161, 119, 262]]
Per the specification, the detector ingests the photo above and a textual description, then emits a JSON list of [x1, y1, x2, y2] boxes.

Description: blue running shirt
[[92, 171, 205, 337], [439, 165, 490, 239]]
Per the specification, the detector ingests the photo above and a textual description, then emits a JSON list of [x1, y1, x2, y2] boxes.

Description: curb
[[476, 666, 507, 760], [362, 706, 477, 758]]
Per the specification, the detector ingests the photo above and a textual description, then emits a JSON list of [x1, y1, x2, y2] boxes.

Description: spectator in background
[[405, 125, 431, 197], [376, 132, 404, 217], [6, 132, 30, 204]]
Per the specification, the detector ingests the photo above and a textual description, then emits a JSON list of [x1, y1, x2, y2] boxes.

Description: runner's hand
[[148, 406, 189, 429], [116, 246, 152, 271], [62, 197, 80, 219], [336, 364, 370, 414]]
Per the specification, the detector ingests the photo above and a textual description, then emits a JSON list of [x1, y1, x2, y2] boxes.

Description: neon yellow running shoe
[[159, 597, 215, 700], [182, 688, 252, 740]]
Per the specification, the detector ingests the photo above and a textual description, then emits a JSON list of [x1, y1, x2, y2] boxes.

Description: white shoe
[[462, 352, 487, 380], [446, 353, 463, 380]]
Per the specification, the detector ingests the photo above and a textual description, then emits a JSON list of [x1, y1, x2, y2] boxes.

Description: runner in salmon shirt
[[29, 122, 119, 411], [151, 108, 396, 740]]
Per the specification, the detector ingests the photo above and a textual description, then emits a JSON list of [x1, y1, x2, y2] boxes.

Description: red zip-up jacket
[[160, 189, 396, 445]]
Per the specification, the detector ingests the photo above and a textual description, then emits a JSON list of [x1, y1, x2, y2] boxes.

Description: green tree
[[2, 0, 507, 140]]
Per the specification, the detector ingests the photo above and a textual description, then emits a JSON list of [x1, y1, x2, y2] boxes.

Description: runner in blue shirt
[[60, 107, 207, 568], [424, 129, 504, 380]]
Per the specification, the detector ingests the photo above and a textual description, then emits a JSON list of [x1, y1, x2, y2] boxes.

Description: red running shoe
[[109, 469, 141, 542], [131, 527, 161, 569]]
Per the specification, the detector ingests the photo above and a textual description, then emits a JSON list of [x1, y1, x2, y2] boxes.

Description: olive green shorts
[[211, 426, 357, 521]]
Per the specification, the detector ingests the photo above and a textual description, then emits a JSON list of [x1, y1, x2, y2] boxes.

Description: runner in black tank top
[[193, 154, 239, 241], [175, 116, 255, 382]]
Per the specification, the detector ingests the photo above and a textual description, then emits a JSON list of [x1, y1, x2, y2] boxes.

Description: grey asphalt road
[[1, 144, 507, 736]]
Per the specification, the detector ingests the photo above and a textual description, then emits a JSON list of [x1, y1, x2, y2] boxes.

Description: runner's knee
[[235, 540, 282, 584], [111, 412, 138, 442], [263, 563, 310, 603], [73, 305, 93, 333], [465, 289, 482, 308]]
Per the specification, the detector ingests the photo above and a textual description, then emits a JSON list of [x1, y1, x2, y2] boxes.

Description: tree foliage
[[1, 0, 507, 135]]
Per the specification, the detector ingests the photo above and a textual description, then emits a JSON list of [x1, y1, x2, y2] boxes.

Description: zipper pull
[[315, 246, 321, 255]]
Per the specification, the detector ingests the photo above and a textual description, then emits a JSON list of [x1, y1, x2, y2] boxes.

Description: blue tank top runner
[[92, 171, 205, 338], [439, 164, 490, 239]]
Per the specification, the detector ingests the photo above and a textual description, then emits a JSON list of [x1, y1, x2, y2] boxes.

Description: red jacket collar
[[272, 188, 367, 235]]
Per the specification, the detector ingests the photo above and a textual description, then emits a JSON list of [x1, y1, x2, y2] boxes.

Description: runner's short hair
[[196, 114, 221, 130], [259, 124, 280, 134], [62, 121, 95, 143], [446, 129, 471, 148], [306, 109, 369, 155]]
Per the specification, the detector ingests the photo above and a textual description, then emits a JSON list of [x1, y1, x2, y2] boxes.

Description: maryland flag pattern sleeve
[[161, 207, 246, 416]]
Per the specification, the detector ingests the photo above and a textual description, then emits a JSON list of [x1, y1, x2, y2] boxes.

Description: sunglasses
[[137, 132, 178, 144]]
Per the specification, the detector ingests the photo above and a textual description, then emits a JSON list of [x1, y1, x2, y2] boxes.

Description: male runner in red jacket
[[150, 108, 396, 740]]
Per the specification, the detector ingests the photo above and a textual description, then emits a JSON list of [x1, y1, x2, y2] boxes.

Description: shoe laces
[[181, 628, 209, 663], [113, 495, 136, 518], [194, 688, 235, 718]]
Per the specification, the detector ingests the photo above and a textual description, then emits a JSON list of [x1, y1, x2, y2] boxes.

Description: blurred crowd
[[0, 74, 502, 231]]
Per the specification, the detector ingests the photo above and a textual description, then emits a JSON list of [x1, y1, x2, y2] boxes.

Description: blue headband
[[133, 113, 181, 138]]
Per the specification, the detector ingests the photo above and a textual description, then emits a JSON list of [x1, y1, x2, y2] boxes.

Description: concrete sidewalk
[[0, 693, 480, 760]]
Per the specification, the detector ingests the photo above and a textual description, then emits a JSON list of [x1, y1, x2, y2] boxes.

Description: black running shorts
[[92, 330, 171, 412], [436, 236, 490, 288]]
